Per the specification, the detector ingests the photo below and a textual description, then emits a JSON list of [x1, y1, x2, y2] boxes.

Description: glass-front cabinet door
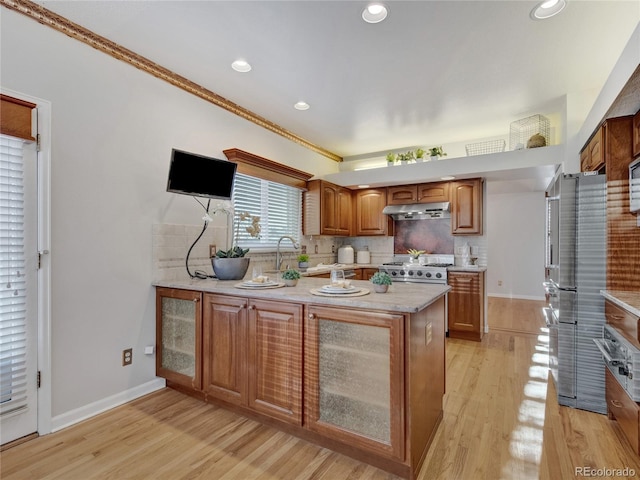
[[304, 305, 404, 460], [156, 287, 202, 390]]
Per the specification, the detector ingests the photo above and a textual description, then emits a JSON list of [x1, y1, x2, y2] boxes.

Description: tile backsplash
[[153, 222, 486, 282]]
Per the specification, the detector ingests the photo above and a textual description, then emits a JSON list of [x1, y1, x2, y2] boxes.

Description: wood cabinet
[[354, 188, 392, 236], [450, 178, 483, 235], [606, 368, 640, 454], [605, 299, 640, 350], [387, 185, 417, 205], [156, 287, 202, 390], [632, 109, 640, 158], [203, 294, 303, 425], [447, 271, 485, 341], [388, 182, 450, 205], [202, 294, 247, 405], [156, 285, 448, 479], [304, 180, 352, 236], [360, 267, 379, 280], [417, 181, 450, 203], [305, 305, 405, 459], [580, 127, 604, 172], [602, 116, 640, 291]]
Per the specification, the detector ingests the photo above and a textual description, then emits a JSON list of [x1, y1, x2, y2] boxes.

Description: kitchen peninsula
[[153, 276, 449, 479]]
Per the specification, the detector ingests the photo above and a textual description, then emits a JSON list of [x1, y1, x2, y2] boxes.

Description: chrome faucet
[[276, 236, 300, 271]]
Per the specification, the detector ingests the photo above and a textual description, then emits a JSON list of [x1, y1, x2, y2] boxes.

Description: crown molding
[[1, 0, 343, 163]]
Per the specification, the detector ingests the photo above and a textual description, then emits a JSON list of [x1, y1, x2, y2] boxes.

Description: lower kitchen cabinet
[[606, 368, 640, 454], [360, 268, 379, 280], [203, 294, 303, 425], [305, 305, 405, 459], [448, 271, 485, 341], [156, 287, 202, 390]]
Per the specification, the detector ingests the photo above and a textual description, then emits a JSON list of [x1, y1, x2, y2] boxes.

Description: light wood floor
[[2, 298, 639, 479]]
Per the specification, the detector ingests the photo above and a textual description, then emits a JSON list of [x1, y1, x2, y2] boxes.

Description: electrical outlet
[[122, 348, 132, 366], [498, 280, 503, 287], [331, 245, 335, 253], [209, 244, 217, 258]]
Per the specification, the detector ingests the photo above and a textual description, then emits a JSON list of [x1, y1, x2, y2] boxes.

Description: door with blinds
[[0, 134, 38, 444]]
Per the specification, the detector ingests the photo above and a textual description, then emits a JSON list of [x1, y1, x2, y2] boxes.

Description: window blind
[[0, 135, 28, 415], [232, 173, 301, 250]]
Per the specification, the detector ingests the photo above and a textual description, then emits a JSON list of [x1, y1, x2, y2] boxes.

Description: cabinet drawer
[[387, 185, 417, 205], [606, 369, 640, 454], [606, 300, 640, 350]]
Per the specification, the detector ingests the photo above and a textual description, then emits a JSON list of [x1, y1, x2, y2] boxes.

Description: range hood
[[382, 202, 451, 220]]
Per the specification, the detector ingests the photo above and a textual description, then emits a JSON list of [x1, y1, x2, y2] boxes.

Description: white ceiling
[[34, 0, 639, 163]]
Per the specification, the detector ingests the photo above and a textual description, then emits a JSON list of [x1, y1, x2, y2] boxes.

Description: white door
[[0, 135, 38, 444]]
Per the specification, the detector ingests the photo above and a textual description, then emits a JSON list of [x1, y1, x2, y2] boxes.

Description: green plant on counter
[[281, 269, 301, 280], [370, 271, 392, 285], [296, 254, 309, 263], [415, 148, 425, 159], [215, 246, 249, 258], [386, 152, 396, 164], [428, 146, 447, 158]]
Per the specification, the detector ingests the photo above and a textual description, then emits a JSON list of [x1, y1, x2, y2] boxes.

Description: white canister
[[338, 245, 354, 264], [356, 248, 370, 264]]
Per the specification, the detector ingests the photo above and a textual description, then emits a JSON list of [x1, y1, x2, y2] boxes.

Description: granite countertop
[[447, 266, 487, 272], [153, 276, 450, 314], [301, 263, 377, 276], [601, 290, 640, 317]]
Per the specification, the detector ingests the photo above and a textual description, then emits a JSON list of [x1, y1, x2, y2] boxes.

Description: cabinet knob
[[193, 298, 199, 303], [308, 313, 316, 320], [248, 305, 255, 310]]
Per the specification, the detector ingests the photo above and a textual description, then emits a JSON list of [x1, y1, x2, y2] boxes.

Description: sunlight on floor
[[503, 328, 550, 479]]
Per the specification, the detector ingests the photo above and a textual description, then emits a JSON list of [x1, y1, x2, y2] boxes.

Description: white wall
[[487, 191, 546, 300], [1, 9, 338, 423]]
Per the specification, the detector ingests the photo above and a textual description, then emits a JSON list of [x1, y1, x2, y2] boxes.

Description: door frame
[[1, 87, 52, 437]]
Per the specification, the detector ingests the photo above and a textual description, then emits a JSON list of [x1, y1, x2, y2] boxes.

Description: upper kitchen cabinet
[[387, 185, 417, 205], [354, 188, 392, 236], [304, 180, 352, 236], [580, 127, 604, 172], [450, 178, 483, 235], [417, 182, 450, 203], [633, 109, 640, 158]]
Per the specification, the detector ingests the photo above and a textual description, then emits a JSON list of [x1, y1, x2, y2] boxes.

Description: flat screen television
[[167, 149, 237, 199]]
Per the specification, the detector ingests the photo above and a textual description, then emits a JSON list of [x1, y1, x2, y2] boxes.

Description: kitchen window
[[232, 173, 301, 250]]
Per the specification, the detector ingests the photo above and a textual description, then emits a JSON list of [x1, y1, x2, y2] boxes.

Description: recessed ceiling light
[[294, 101, 310, 110], [362, 3, 388, 23], [441, 176, 456, 181], [530, 0, 566, 20], [231, 60, 251, 72], [357, 184, 370, 189]]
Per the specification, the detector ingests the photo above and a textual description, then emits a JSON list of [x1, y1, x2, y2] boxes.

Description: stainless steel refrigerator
[[544, 172, 607, 414]]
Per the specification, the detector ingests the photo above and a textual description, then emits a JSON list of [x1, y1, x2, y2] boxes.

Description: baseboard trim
[[51, 378, 166, 433], [488, 293, 545, 301]]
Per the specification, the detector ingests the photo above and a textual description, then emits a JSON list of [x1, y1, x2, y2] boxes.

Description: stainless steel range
[[379, 254, 453, 285]]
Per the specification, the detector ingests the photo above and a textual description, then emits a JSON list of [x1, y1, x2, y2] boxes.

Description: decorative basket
[[509, 114, 550, 150], [465, 140, 506, 156]]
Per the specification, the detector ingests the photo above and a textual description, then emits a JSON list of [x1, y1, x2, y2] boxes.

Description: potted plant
[[370, 271, 392, 293], [428, 146, 447, 160], [386, 152, 396, 166], [397, 150, 415, 164], [211, 209, 260, 280], [281, 268, 301, 287], [297, 253, 310, 270], [415, 148, 425, 162]]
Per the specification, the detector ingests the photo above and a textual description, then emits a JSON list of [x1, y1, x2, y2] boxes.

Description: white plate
[[320, 285, 358, 294], [242, 281, 279, 288]]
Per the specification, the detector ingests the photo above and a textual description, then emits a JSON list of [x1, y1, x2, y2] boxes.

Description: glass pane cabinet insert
[[156, 288, 202, 389], [319, 319, 391, 443]]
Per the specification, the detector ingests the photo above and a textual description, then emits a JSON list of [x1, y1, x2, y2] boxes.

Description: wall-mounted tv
[[167, 149, 237, 200]]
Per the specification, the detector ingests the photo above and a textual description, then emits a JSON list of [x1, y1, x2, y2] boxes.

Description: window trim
[[223, 148, 313, 190], [0, 94, 36, 141]]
